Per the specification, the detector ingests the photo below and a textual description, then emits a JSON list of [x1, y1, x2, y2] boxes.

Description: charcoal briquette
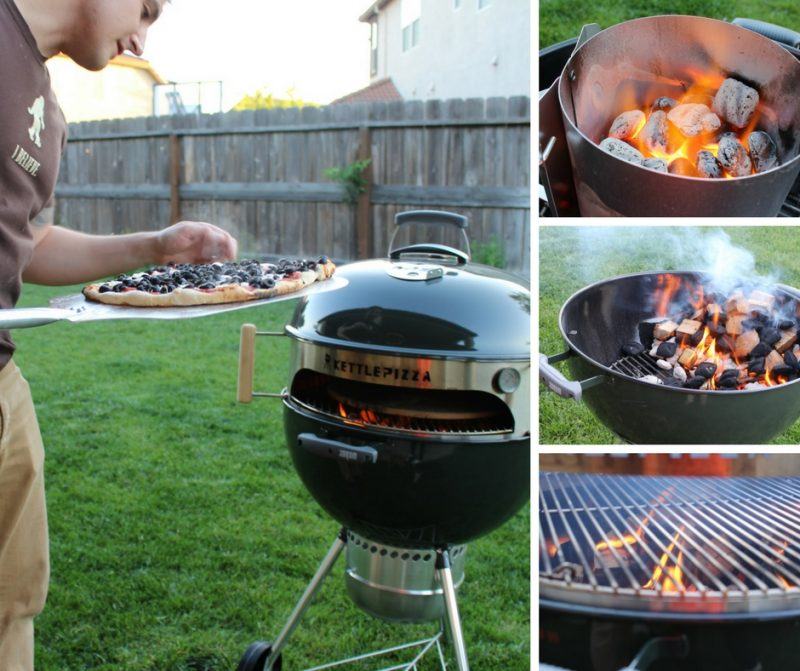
[[667, 103, 721, 137], [779, 319, 794, 330], [772, 364, 795, 378], [716, 336, 733, 353], [696, 150, 724, 178], [641, 110, 668, 154], [599, 137, 645, 165], [621, 342, 645, 357], [719, 368, 739, 381], [749, 357, 766, 374], [656, 341, 677, 358], [751, 342, 771, 358], [690, 329, 705, 346], [643, 157, 668, 172], [684, 376, 706, 389], [718, 376, 739, 389], [760, 328, 781, 346], [651, 97, 677, 112], [718, 134, 752, 177], [785, 350, 800, 370], [712, 78, 759, 129], [609, 110, 646, 140], [696, 362, 718, 378], [748, 131, 778, 173]]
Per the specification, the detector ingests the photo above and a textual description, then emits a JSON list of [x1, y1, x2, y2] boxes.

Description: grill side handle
[[237, 323, 287, 403], [297, 433, 378, 464], [539, 351, 605, 401]]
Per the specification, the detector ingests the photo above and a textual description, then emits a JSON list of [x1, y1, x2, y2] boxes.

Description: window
[[401, 0, 421, 51], [370, 21, 378, 76], [478, 0, 491, 8]]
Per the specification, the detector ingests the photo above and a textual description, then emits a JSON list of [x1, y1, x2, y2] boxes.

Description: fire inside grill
[[540, 472, 800, 615], [599, 73, 779, 178], [291, 371, 514, 435], [618, 274, 799, 390]]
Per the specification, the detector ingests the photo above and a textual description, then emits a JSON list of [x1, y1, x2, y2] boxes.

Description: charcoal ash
[[718, 134, 752, 177], [656, 341, 678, 358], [639, 374, 663, 385], [651, 97, 677, 112], [621, 341, 645, 357], [696, 150, 724, 179], [656, 359, 673, 371], [667, 103, 721, 137], [599, 138, 644, 165], [609, 110, 646, 140], [642, 157, 668, 173], [668, 157, 700, 177], [712, 78, 759, 129], [672, 365, 687, 383], [641, 110, 669, 153], [748, 131, 778, 173]]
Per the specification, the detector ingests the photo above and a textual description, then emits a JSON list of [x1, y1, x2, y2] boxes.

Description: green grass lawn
[[539, 226, 800, 444], [539, 0, 800, 46], [12, 283, 529, 670]]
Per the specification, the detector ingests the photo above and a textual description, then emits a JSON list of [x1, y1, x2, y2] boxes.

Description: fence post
[[169, 133, 182, 223], [356, 126, 373, 259]]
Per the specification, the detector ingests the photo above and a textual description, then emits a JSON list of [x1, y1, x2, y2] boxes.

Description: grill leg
[[265, 528, 347, 669], [436, 548, 469, 671]]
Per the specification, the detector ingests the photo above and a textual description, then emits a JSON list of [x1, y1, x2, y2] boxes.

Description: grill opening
[[290, 370, 514, 436], [540, 472, 800, 615]]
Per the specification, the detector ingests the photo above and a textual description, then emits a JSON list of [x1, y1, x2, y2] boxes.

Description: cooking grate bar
[[780, 193, 800, 217], [610, 352, 668, 381], [540, 473, 800, 605]]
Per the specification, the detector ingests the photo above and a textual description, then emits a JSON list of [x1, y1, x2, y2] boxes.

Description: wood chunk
[[691, 307, 705, 321], [726, 314, 746, 336], [766, 349, 784, 372], [667, 103, 721, 137], [678, 348, 698, 368], [706, 303, 724, 321], [712, 78, 759, 129], [775, 330, 798, 354], [734, 330, 760, 358], [654, 320, 678, 340], [725, 295, 749, 315], [676, 319, 703, 337], [748, 290, 775, 311], [609, 110, 646, 140]]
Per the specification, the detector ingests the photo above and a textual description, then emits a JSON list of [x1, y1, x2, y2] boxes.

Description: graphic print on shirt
[[27, 95, 45, 147]]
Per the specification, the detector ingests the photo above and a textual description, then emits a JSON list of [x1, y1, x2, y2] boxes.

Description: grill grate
[[781, 192, 800, 217], [610, 352, 669, 381], [540, 472, 800, 616]]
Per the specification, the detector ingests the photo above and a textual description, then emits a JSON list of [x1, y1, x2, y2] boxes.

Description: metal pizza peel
[[0, 276, 348, 330]]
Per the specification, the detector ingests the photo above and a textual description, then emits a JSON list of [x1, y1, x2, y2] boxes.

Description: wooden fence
[[55, 96, 530, 274]]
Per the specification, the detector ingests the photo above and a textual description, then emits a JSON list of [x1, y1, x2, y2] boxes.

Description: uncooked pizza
[[83, 257, 336, 307]]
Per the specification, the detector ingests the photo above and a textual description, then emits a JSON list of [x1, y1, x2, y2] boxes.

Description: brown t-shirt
[[0, 0, 66, 371]]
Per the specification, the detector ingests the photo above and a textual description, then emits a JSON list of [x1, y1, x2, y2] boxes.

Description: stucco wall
[[373, 0, 530, 99]]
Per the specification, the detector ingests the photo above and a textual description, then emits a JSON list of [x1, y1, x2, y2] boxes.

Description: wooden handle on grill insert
[[238, 323, 257, 403]]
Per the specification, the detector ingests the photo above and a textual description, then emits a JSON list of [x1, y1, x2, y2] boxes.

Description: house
[[47, 53, 166, 122], [351, 0, 529, 101]]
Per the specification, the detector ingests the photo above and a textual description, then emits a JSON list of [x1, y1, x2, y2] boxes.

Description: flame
[[644, 528, 685, 591], [655, 274, 683, 317], [546, 536, 571, 557]]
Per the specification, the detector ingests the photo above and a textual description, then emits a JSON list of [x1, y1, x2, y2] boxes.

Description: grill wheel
[[236, 642, 282, 671]]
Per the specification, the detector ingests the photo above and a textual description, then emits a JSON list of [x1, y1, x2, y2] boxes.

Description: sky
[[144, 0, 373, 109]]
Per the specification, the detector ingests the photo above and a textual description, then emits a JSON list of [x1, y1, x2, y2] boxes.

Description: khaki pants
[[0, 362, 48, 671]]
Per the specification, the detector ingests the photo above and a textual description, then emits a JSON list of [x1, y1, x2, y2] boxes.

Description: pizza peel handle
[[0, 308, 73, 330], [236, 324, 287, 403]]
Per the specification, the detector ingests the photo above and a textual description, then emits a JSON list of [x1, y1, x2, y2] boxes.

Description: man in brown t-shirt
[[0, 2, 237, 668]]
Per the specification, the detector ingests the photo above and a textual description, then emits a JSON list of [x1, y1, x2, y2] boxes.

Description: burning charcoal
[[696, 150, 724, 179], [599, 138, 645, 165], [696, 362, 718, 379], [719, 368, 739, 382], [718, 376, 739, 389], [656, 341, 677, 358], [726, 315, 746, 336], [748, 131, 778, 173], [779, 319, 795, 330], [639, 374, 663, 385], [708, 323, 727, 337], [672, 365, 687, 383], [760, 328, 781, 347], [676, 319, 703, 338], [712, 78, 759, 129], [621, 342, 645, 357], [744, 381, 766, 390], [668, 157, 700, 177], [641, 110, 668, 153], [678, 348, 698, 368], [785, 350, 800, 370], [734, 330, 760, 358], [642, 157, 668, 172], [776, 330, 798, 354], [718, 134, 752, 177], [766, 350, 784, 372], [749, 357, 766, 375], [651, 97, 677, 112], [656, 359, 673, 371], [609, 110, 646, 140], [690, 329, 705, 346], [667, 103, 721, 137], [653, 320, 678, 340], [751, 342, 771, 358], [772, 364, 795, 378], [716, 336, 734, 354], [684, 376, 706, 389]]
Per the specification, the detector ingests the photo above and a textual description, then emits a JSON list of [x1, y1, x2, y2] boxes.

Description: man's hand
[[155, 221, 238, 265]]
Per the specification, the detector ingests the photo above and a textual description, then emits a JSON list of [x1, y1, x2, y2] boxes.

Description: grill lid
[[287, 257, 530, 359], [540, 472, 800, 620]]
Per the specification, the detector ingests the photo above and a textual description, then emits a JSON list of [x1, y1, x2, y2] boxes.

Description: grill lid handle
[[539, 351, 605, 401], [389, 243, 469, 265], [297, 433, 378, 464], [389, 210, 471, 261]]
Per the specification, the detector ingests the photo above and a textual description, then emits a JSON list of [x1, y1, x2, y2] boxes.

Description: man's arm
[[23, 219, 238, 285]]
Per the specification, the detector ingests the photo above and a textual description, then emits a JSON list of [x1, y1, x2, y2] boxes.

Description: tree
[[233, 86, 319, 111]]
